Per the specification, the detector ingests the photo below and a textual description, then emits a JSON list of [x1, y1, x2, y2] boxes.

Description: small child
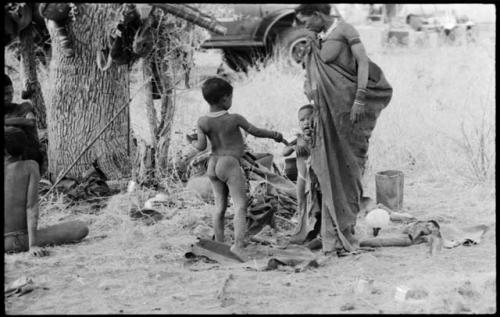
[[4, 127, 89, 256], [282, 104, 322, 245], [189, 77, 285, 258]]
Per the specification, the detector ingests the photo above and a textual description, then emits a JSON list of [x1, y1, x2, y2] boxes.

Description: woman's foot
[[230, 244, 248, 262]]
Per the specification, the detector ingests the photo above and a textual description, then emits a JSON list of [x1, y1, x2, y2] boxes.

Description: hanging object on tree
[[152, 3, 227, 35], [39, 3, 74, 57]]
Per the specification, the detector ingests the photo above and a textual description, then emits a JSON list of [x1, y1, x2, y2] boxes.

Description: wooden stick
[[152, 3, 227, 35], [274, 214, 295, 225], [359, 235, 413, 248]]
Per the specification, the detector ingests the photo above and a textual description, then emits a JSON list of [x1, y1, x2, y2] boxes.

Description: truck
[[200, 4, 342, 71]]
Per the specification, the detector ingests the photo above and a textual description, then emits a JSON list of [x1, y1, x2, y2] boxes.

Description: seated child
[[188, 77, 285, 258], [282, 104, 322, 246], [4, 127, 89, 256]]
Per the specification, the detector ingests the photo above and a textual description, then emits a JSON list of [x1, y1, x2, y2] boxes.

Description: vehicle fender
[[254, 8, 296, 43]]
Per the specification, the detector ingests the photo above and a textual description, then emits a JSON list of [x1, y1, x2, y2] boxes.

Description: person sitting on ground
[[4, 73, 45, 175], [187, 77, 285, 258], [282, 104, 322, 247], [4, 127, 89, 256]]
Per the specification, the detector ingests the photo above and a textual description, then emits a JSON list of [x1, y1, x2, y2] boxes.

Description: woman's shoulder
[[336, 20, 359, 36]]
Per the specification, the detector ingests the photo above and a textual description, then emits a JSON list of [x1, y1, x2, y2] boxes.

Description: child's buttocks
[[207, 155, 244, 183]]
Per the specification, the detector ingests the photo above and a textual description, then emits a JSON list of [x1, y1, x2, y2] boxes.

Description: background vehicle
[[200, 4, 341, 71]]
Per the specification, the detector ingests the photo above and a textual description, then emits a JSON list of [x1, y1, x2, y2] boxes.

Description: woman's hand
[[273, 132, 284, 143], [350, 100, 366, 123], [30, 246, 50, 257]]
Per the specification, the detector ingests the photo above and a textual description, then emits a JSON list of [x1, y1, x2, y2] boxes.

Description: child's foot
[[230, 244, 248, 262]]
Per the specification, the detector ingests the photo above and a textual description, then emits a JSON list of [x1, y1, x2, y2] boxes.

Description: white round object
[[127, 181, 137, 193], [365, 208, 390, 229], [154, 193, 169, 201], [144, 199, 154, 209]]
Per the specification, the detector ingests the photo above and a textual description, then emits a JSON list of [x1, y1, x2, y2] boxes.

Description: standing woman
[[294, 4, 392, 253]]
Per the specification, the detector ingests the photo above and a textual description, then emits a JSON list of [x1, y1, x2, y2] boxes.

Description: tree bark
[[132, 58, 157, 185], [155, 67, 176, 177], [46, 4, 131, 181], [19, 25, 47, 130]]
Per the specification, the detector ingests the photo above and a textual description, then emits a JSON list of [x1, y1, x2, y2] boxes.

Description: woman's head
[[295, 4, 332, 33], [4, 126, 27, 158]]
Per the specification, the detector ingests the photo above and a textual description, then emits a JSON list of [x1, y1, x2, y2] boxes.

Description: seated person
[[4, 127, 89, 256], [189, 77, 285, 258], [4, 74, 45, 175], [282, 104, 322, 247]]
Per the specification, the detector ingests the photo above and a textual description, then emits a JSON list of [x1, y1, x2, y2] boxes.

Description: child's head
[[201, 77, 233, 110], [298, 104, 314, 134], [4, 126, 27, 158], [4, 73, 14, 104]]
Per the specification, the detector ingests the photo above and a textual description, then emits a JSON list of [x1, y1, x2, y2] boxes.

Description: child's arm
[[26, 161, 40, 250], [282, 138, 297, 156], [5, 117, 36, 127], [190, 121, 207, 151], [234, 114, 284, 143]]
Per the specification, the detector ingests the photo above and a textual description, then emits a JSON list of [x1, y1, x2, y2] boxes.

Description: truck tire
[[276, 27, 314, 65], [222, 48, 266, 73], [222, 49, 251, 72]]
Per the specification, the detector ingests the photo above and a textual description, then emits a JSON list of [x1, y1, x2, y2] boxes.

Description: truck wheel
[[222, 49, 251, 72], [276, 27, 313, 65], [222, 48, 266, 73]]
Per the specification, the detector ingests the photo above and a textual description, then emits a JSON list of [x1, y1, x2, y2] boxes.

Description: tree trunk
[[46, 4, 131, 181], [132, 58, 157, 185], [155, 68, 176, 177], [19, 25, 47, 130]]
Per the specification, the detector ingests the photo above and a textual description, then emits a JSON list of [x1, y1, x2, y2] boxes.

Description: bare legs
[[208, 156, 248, 258]]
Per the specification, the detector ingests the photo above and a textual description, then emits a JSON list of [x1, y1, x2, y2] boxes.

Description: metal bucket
[[375, 170, 404, 211], [284, 157, 297, 182]]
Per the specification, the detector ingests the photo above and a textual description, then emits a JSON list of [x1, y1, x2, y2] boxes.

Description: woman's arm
[[5, 117, 36, 127], [351, 42, 369, 93], [26, 162, 41, 249]]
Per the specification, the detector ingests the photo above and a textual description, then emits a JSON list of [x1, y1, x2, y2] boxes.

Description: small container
[[284, 157, 298, 182], [375, 170, 404, 211], [394, 285, 409, 301], [355, 278, 373, 295]]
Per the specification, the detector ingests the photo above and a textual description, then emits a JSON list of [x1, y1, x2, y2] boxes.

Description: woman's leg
[[4, 232, 29, 253], [35, 220, 89, 247]]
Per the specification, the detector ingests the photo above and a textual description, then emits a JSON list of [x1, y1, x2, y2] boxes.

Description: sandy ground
[[5, 25, 496, 314], [4, 171, 496, 314]]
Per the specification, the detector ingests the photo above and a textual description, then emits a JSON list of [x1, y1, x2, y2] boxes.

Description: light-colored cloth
[[440, 224, 489, 248]]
